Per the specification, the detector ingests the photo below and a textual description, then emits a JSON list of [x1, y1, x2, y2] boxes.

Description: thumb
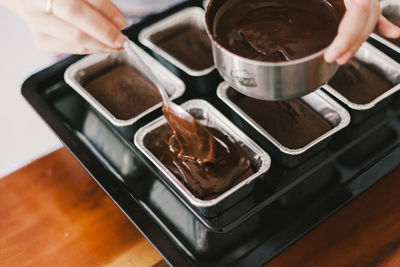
[[377, 15, 400, 39]]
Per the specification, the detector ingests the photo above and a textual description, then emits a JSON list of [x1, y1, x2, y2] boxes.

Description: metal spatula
[[123, 40, 194, 122]]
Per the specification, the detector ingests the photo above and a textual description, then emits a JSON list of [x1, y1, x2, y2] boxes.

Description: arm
[[0, 0, 126, 54]]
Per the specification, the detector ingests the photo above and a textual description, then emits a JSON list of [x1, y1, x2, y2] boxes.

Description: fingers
[[33, 33, 117, 54], [336, 7, 380, 64], [84, 0, 125, 29], [324, 0, 380, 65], [29, 13, 119, 54], [32, 34, 82, 55], [52, 0, 125, 49], [377, 15, 400, 39], [32, 0, 125, 29]]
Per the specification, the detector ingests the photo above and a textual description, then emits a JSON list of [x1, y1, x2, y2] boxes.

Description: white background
[[0, 7, 61, 178]]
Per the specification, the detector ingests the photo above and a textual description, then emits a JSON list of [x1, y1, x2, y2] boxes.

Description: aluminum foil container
[[134, 99, 271, 218], [64, 41, 185, 127], [371, 0, 400, 54], [138, 7, 215, 77], [81, 110, 143, 180], [323, 42, 400, 124], [217, 82, 351, 167]]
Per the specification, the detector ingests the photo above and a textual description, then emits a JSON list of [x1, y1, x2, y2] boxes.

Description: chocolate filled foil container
[[217, 82, 351, 168], [64, 41, 185, 127], [323, 42, 400, 124], [371, 0, 400, 54], [134, 99, 271, 218], [138, 7, 219, 94]]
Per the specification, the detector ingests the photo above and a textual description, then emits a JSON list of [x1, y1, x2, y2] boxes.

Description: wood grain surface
[[0, 147, 399, 267], [0, 148, 162, 267], [266, 165, 400, 267]]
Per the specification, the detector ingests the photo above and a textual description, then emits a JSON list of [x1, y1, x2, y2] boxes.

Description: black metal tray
[[21, 1, 400, 266]]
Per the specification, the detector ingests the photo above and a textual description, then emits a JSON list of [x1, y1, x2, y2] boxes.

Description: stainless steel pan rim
[[204, 0, 338, 67], [204, 29, 329, 68]]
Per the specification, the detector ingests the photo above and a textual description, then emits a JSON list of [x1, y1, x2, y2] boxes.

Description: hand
[[324, 0, 400, 65], [2, 0, 126, 55]]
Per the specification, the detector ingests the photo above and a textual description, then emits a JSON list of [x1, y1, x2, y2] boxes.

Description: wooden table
[[0, 148, 399, 267]]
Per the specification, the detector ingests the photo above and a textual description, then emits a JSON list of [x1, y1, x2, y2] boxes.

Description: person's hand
[[324, 0, 400, 65], [2, 0, 126, 54]]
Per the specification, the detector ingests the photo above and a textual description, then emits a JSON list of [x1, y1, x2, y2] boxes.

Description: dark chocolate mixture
[[155, 26, 214, 70], [162, 105, 229, 164], [147, 107, 254, 200], [85, 64, 161, 120], [210, 0, 341, 62], [233, 92, 333, 149], [328, 59, 393, 104]]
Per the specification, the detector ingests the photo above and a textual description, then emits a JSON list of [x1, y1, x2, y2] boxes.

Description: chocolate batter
[[207, 0, 343, 62], [232, 91, 333, 149], [162, 105, 229, 164], [328, 59, 393, 104], [146, 105, 254, 200], [154, 26, 214, 70], [85, 64, 162, 120]]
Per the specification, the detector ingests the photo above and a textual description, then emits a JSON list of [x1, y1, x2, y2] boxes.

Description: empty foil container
[[217, 82, 351, 167], [324, 42, 400, 124], [64, 41, 185, 126], [134, 99, 271, 218]]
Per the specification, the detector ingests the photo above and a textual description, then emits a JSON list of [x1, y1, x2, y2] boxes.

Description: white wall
[[0, 7, 61, 177]]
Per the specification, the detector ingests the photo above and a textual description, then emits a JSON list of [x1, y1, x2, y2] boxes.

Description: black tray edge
[[21, 70, 194, 267]]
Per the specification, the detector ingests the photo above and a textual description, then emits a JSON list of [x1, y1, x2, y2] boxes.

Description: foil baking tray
[[324, 42, 400, 123], [138, 7, 215, 77], [217, 82, 351, 167], [64, 41, 185, 127], [134, 99, 271, 218], [370, 0, 400, 54]]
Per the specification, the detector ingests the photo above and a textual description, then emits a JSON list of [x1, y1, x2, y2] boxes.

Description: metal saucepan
[[205, 0, 346, 100]]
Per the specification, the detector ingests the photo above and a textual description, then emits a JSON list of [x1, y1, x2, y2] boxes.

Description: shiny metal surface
[[135, 99, 271, 217], [139, 7, 215, 77], [205, 0, 345, 101], [123, 41, 193, 121], [324, 42, 400, 111], [64, 41, 185, 127], [217, 82, 351, 157]]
